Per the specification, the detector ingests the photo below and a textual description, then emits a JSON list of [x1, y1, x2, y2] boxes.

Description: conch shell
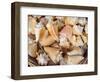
[[28, 16, 37, 34], [44, 47, 61, 64]]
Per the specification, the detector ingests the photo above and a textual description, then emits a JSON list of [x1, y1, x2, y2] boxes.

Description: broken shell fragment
[[65, 17, 78, 25], [44, 47, 61, 64], [70, 35, 84, 47], [34, 22, 43, 42], [46, 21, 59, 41], [59, 34, 70, 48], [78, 17, 87, 26], [28, 38, 37, 58], [67, 55, 84, 64], [36, 53, 49, 65], [73, 25, 84, 35], [39, 28, 55, 46], [67, 47, 84, 56]]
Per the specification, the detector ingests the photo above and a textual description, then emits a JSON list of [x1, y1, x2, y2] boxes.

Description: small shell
[[44, 47, 61, 64], [85, 24, 88, 34], [67, 55, 84, 64], [70, 35, 84, 47], [65, 17, 78, 25], [67, 47, 84, 56], [59, 34, 70, 48], [73, 25, 84, 35], [28, 16, 37, 34], [28, 38, 37, 58], [76, 36, 84, 47], [78, 17, 87, 26], [36, 53, 49, 65]]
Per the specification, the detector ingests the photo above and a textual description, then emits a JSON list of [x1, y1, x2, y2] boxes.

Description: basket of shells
[[28, 15, 88, 66]]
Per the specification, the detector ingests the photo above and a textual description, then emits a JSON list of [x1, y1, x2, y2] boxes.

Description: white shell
[[78, 17, 87, 26], [36, 53, 49, 65]]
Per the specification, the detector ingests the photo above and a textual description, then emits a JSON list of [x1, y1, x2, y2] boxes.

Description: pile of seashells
[[28, 15, 88, 66]]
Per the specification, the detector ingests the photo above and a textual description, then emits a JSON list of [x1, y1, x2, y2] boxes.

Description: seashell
[[70, 35, 84, 47], [78, 17, 87, 26], [65, 17, 78, 25], [28, 16, 37, 34], [36, 53, 49, 65], [44, 47, 61, 64], [60, 25, 72, 41], [34, 22, 44, 42], [67, 55, 84, 64], [39, 27, 55, 46], [46, 21, 59, 41], [67, 47, 84, 56], [59, 34, 70, 49], [73, 25, 84, 35], [28, 38, 37, 58]]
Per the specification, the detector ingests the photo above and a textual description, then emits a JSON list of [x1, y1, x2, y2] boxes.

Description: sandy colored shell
[[28, 38, 37, 58], [67, 55, 84, 64], [28, 16, 37, 34], [72, 25, 84, 35], [46, 21, 59, 41], [65, 17, 78, 25], [70, 35, 84, 47], [44, 47, 61, 64], [39, 27, 55, 46], [67, 47, 84, 56]]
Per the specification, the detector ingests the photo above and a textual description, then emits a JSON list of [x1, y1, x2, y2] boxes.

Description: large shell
[[39, 27, 55, 46], [44, 47, 61, 64]]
